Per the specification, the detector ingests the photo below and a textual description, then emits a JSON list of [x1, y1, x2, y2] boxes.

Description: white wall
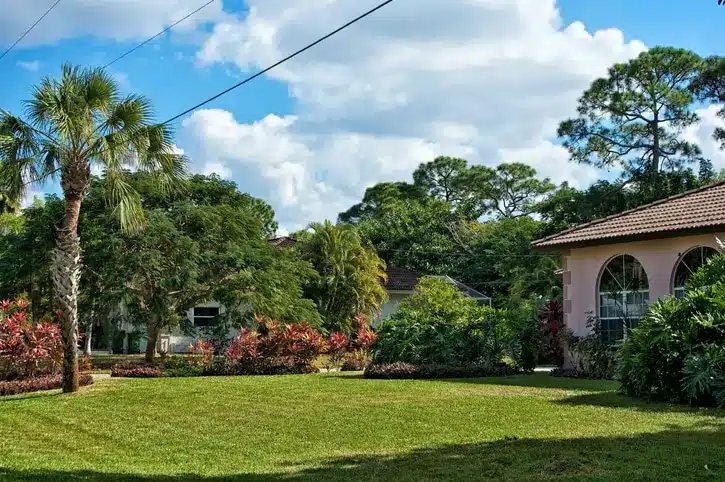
[[377, 291, 413, 325]]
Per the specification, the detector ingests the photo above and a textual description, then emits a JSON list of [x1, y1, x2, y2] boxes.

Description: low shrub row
[[0, 373, 93, 396], [111, 314, 377, 378], [110, 366, 163, 378], [364, 362, 519, 380]]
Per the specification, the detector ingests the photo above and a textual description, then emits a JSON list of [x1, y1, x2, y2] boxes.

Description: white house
[[379, 266, 492, 323]]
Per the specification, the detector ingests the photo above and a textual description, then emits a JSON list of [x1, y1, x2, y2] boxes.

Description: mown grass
[[1, 373, 724, 481]]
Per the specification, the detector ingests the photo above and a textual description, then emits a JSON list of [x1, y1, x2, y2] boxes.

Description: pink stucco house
[[533, 181, 725, 342]]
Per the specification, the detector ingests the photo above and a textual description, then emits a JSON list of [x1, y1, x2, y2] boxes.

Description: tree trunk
[[84, 321, 93, 357], [52, 193, 83, 393], [145, 314, 160, 365]]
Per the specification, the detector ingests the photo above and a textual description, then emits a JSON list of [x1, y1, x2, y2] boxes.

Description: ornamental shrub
[[189, 339, 215, 369], [0, 299, 62, 380], [562, 314, 618, 380], [110, 366, 163, 378], [538, 299, 564, 366], [618, 255, 725, 406], [0, 373, 93, 396], [372, 277, 517, 370], [364, 361, 518, 379], [225, 316, 325, 374]]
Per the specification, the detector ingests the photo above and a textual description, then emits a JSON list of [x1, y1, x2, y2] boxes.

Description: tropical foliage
[[618, 254, 725, 405], [296, 221, 387, 333], [373, 277, 529, 370]]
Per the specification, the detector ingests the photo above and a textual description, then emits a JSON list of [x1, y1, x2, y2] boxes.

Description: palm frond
[[104, 167, 145, 233]]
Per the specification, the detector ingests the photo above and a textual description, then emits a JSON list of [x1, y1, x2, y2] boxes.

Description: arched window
[[598, 254, 649, 342], [672, 246, 718, 298]]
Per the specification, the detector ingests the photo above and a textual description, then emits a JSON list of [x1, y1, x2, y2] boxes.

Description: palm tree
[[298, 221, 387, 333], [0, 64, 185, 392]]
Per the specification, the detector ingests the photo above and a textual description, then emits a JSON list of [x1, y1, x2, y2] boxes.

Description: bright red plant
[[225, 316, 326, 373], [538, 299, 565, 367], [189, 339, 215, 368], [0, 299, 62, 380]]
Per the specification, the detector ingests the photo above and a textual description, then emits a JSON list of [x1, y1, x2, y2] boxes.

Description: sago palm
[[0, 64, 185, 392]]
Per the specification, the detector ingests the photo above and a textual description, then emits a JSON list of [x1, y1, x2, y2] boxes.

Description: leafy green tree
[[412, 156, 469, 203], [0, 65, 184, 391], [296, 221, 387, 333], [453, 217, 559, 303], [479, 163, 554, 219], [338, 182, 426, 224], [558, 47, 704, 179], [79, 175, 320, 363], [129, 173, 278, 236], [356, 196, 461, 275]]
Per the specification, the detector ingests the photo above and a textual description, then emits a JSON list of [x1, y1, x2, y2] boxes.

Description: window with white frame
[[672, 246, 718, 299], [598, 254, 649, 343], [193, 306, 219, 327]]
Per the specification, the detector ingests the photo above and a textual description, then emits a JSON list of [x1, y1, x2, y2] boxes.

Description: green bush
[[372, 277, 528, 370], [619, 254, 725, 405], [562, 314, 618, 380]]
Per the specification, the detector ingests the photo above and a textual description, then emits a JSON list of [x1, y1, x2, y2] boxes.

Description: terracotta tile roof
[[268, 236, 297, 248], [385, 266, 491, 300], [385, 266, 420, 291], [533, 181, 725, 249]]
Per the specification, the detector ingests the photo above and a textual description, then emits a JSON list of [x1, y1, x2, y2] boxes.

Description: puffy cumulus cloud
[[189, 0, 647, 230], [683, 105, 725, 170], [0, 0, 224, 46]]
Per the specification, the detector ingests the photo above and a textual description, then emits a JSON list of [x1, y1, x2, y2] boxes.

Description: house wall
[[564, 233, 724, 336], [377, 291, 414, 325], [137, 301, 230, 354]]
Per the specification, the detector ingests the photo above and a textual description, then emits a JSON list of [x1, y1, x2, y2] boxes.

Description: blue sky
[[1, 0, 724, 230]]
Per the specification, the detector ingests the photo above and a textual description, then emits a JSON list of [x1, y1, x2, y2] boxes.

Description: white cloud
[[16, 60, 39, 71], [184, 0, 649, 230], [0, 0, 225, 47], [683, 105, 725, 170], [202, 161, 232, 178]]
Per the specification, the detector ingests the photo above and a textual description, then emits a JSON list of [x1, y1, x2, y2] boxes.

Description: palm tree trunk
[[52, 193, 83, 393]]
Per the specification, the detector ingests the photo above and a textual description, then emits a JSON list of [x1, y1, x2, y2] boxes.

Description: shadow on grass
[[2, 426, 725, 481], [436, 373, 616, 392], [557, 390, 725, 417]]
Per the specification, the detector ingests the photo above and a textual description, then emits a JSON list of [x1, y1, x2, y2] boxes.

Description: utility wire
[[102, 0, 216, 69], [0, 0, 62, 62], [160, 0, 395, 126]]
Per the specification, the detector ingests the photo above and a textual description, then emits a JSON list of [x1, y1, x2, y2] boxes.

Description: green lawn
[[1, 373, 724, 481]]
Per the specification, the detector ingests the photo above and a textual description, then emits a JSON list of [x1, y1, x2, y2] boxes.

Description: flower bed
[[111, 314, 377, 378], [0, 373, 93, 396], [364, 362, 519, 379]]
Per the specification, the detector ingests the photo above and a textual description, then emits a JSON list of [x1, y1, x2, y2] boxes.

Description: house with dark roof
[[381, 266, 491, 322], [532, 181, 725, 341]]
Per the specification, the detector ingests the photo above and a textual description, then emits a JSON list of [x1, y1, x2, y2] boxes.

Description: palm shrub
[[296, 221, 387, 333], [0, 65, 185, 391], [619, 253, 725, 405]]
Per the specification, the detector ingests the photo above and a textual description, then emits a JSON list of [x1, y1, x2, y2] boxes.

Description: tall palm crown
[[0, 64, 186, 392]]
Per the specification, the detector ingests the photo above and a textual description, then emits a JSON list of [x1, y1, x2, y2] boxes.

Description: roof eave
[[532, 224, 725, 252]]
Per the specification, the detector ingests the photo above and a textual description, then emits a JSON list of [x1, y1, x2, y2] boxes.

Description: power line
[[102, 0, 216, 69], [0, 0, 62, 62], [160, 0, 395, 126]]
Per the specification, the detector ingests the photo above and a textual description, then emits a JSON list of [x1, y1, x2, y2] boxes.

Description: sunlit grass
[[0, 373, 723, 481]]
